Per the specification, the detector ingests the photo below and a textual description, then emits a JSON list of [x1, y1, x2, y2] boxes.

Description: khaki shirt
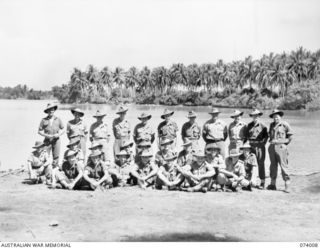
[[154, 150, 175, 167], [184, 160, 210, 176], [90, 121, 110, 140], [39, 116, 64, 136], [269, 121, 293, 142], [84, 161, 108, 180], [177, 150, 193, 167], [159, 163, 180, 181], [225, 157, 246, 177], [112, 118, 131, 139], [157, 120, 179, 139], [228, 121, 247, 142], [67, 119, 88, 138], [133, 123, 155, 144], [135, 160, 158, 177], [28, 151, 50, 169], [246, 121, 268, 143], [202, 119, 227, 141], [181, 121, 201, 141]]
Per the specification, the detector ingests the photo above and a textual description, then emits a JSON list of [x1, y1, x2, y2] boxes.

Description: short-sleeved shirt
[[202, 119, 227, 141], [239, 153, 257, 179], [246, 121, 268, 143], [160, 163, 180, 181], [154, 150, 175, 167], [184, 160, 210, 176], [206, 155, 226, 171], [67, 119, 88, 138], [133, 123, 155, 144], [181, 121, 201, 141], [28, 151, 50, 169], [225, 157, 246, 177], [90, 121, 110, 140], [135, 160, 157, 177], [228, 121, 247, 142], [177, 150, 193, 167], [61, 161, 82, 179], [38, 116, 64, 137], [112, 118, 131, 139], [157, 120, 179, 139], [269, 121, 293, 142], [63, 148, 85, 162], [110, 161, 135, 181], [84, 161, 108, 180]]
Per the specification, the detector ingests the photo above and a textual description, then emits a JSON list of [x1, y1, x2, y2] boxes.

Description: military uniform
[[154, 150, 175, 168], [181, 121, 201, 150], [202, 119, 228, 158], [112, 117, 131, 158], [228, 121, 247, 152], [63, 148, 85, 165], [222, 157, 250, 187], [109, 161, 135, 186], [246, 121, 268, 182], [38, 116, 64, 167], [155, 162, 182, 188], [177, 149, 193, 167], [182, 160, 211, 187], [133, 123, 155, 147], [67, 119, 88, 157], [239, 153, 259, 186], [157, 120, 178, 148], [89, 121, 111, 161], [268, 121, 293, 182], [27, 150, 52, 180], [133, 159, 158, 186], [55, 161, 84, 189]]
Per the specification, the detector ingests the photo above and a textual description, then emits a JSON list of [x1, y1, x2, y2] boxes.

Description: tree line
[[0, 84, 52, 100]]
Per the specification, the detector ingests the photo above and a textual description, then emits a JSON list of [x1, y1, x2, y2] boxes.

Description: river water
[[0, 99, 319, 176]]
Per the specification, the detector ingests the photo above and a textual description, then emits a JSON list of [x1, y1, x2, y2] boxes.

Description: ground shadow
[[121, 232, 243, 242]]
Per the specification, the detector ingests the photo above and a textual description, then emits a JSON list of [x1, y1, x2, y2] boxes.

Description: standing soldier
[[246, 109, 268, 189], [157, 109, 178, 148], [202, 107, 228, 159], [89, 110, 112, 162], [67, 108, 88, 157], [181, 111, 201, 150], [112, 105, 131, 158], [38, 103, 65, 168], [133, 112, 155, 152], [228, 110, 247, 152], [267, 109, 293, 193]]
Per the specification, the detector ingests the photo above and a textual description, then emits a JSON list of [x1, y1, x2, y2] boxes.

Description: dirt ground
[[0, 172, 320, 242]]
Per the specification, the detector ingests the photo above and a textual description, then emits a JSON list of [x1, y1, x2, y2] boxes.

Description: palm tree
[[125, 67, 140, 98], [112, 67, 125, 97]]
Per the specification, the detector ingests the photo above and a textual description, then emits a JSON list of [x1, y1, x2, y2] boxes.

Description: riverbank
[[1, 171, 320, 241]]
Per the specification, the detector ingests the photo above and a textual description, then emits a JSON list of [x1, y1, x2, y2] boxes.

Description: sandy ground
[[0, 172, 320, 242]]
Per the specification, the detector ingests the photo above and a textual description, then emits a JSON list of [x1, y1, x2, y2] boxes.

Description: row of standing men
[[36, 103, 293, 191]]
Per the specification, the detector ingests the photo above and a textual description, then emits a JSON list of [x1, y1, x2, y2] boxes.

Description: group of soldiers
[[27, 102, 293, 193]]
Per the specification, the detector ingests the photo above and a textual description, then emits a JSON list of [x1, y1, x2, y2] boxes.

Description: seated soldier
[[239, 142, 259, 189], [155, 153, 185, 190], [155, 137, 175, 168], [27, 141, 52, 184], [86, 141, 107, 165], [177, 138, 194, 167], [219, 149, 251, 192], [178, 150, 211, 193], [63, 135, 85, 166], [197, 143, 227, 191], [132, 150, 158, 189], [82, 150, 113, 191], [53, 150, 84, 190], [135, 140, 152, 163], [108, 150, 135, 187], [119, 140, 135, 163]]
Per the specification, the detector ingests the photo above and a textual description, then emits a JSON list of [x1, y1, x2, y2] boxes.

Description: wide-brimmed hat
[[89, 150, 103, 158], [269, 109, 284, 118], [65, 150, 78, 158], [229, 149, 242, 157], [161, 109, 174, 119], [193, 149, 206, 157], [240, 142, 251, 150], [137, 141, 152, 148], [138, 112, 152, 120], [67, 137, 80, 148], [32, 141, 45, 149], [209, 107, 220, 114], [164, 153, 178, 161], [230, 110, 244, 118], [116, 150, 130, 157], [249, 109, 263, 117], [186, 110, 197, 118], [140, 150, 153, 158], [89, 141, 103, 150], [160, 137, 174, 146], [116, 105, 129, 114], [205, 143, 221, 151], [44, 103, 58, 114], [120, 141, 134, 150], [71, 108, 84, 117], [182, 138, 192, 147], [93, 110, 106, 118]]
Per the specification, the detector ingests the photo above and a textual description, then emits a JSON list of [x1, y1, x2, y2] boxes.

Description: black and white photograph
[[0, 0, 319, 244]]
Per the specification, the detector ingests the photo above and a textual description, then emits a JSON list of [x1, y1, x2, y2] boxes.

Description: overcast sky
[[0, 0, 319, 90]]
